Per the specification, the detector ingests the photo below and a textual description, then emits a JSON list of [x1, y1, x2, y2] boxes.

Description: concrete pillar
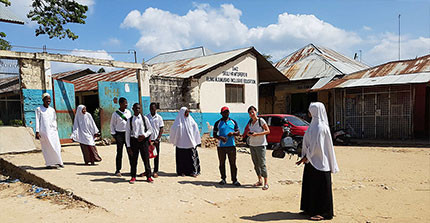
[[139, 65, 152, 114], [19, 58, 52, 131]]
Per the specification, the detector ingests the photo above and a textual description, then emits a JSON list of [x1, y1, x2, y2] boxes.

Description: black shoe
[[219, 179, 226, 185], [233, 181, 241, 186]]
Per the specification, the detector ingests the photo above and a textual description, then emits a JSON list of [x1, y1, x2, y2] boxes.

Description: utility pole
[[398, 14, 401, 61]]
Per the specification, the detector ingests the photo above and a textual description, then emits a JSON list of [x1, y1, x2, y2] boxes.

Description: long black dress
[[300, 163, 334, 219], [176, 147, 201, 176]]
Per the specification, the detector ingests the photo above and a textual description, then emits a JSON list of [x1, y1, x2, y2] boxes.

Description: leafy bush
[[93, 108, 101, 129], [0, 120, 4, 126], [9, 119, 23, 126]]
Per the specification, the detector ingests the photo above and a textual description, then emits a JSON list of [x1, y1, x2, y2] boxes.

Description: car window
[[270, 116, 284, 127], [285, 116, 309, 126]]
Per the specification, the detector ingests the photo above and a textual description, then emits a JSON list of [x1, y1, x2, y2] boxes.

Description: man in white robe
[[35, 93, 63, 168]]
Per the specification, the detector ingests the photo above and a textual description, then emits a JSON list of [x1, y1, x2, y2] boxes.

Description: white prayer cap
[[42, 92, 50, 99]]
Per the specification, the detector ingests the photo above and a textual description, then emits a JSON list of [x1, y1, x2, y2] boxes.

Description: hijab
[[169, 107, 201, 148], [302, 102, 339, 173], [71, 105, 99, 146]]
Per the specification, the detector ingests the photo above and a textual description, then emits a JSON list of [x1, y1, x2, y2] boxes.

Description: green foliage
[[27, 0, 88, 40], [0, 0, 11, 6], [9, 119, 23, 126], [0, 32, 11, 50], [93, 108, 101, 129], [262, 54, 274, 64], [0, 120, 4, 126]]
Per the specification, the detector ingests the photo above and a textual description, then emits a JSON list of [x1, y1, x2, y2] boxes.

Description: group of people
[[34, 92, 339, 221]]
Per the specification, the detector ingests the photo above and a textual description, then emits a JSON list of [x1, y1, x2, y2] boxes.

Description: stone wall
[[149, 76, 198, 110]]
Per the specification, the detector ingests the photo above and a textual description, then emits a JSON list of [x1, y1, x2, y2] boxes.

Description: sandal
[[262, 184, 269, 190], [253, 181, 263, 187], [310, 215, 324, 221]]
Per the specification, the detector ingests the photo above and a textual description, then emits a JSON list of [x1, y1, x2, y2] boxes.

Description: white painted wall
[[198, 53, 258, 113]]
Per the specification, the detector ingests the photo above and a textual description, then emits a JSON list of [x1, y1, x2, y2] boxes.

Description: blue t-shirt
[[213, 118, 239, 147]]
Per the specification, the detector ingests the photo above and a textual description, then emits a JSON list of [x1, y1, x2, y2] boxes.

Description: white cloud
[[363, 25, 372, 31], [50, 49, 117, 73], [366, 33, 430, 65], [103, 37, 121, 47], [121, 4, 362, 61]]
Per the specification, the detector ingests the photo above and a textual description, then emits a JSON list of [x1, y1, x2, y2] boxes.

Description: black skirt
[[300, 163, 334, 219], [176, 147, 201, 176]]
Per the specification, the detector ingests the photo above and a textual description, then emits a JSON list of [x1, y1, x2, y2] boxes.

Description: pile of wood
[[200, 134, 246, 148]]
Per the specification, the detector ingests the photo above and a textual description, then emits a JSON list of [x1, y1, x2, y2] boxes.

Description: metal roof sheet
[[0, 76, 18, 94], [147, 46, 214, 64], [329, 72, 430, 89], [0, 4, 24, 25], [151, 47, 251, 78], [318, 54, 430, 90], [52, 68, 94, 80], [71, 69, 136, 92], [274, 44, 369, 81]]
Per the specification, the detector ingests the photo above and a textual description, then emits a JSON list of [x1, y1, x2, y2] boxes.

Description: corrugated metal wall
[[338, 85, 413, 139]]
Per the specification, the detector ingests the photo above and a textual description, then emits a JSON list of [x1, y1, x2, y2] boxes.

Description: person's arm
[[212, 120, 220, 139], [157, 127, 164, 141], [125, 119, 131, 148], [110, 113, 116, 136], [142, 116, 153, 138], [35, 108, 40, 139]]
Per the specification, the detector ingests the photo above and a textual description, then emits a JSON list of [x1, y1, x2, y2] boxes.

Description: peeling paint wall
[[19, 59, 52, 132], [149, 77, 196, 109]]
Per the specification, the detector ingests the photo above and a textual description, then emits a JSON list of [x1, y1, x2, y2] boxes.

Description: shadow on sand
[[19, 165, 51, 170], [240, 211, 308, 221], [178, 180, 255, 189]]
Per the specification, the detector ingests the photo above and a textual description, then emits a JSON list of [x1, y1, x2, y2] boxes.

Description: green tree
[[262, 54, 274, 64], [1, 0, 88, 43], [0, 32, 11, 50]]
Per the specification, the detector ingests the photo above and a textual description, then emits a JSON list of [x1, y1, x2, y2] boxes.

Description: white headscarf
[[302, 102, 339, 173], [169, 107, 201, 148], [71, 105, 99, 146]]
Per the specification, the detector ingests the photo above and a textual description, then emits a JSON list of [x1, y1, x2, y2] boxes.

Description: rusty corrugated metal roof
[[318, 54, 430, 90], [52, 68, 94, 80], [146, 46, 214, 64], [275, 44, 369, 81], [71, 69, 136, 92], [151, 47, 251, 78], [0, 4, 24, 25]]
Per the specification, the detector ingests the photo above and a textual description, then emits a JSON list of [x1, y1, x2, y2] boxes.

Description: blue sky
[[2, 0, 430, 73]]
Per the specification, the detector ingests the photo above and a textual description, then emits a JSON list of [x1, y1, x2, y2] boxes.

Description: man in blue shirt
[[213, 106, 241, 186]]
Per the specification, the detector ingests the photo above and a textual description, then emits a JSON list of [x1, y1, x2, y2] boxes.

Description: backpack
[[248, 118, 262, 128]]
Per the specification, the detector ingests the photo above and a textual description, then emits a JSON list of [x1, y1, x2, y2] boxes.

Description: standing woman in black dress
[[296, 102, 339, 221]]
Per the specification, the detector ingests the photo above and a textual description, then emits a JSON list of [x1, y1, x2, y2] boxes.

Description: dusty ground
[[0, 142, 429, 223]]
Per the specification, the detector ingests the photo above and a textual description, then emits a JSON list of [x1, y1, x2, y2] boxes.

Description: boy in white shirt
[[126, 103, 153, 184]]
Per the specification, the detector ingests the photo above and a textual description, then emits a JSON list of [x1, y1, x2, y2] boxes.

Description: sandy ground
[[0, 142, 429, 223]]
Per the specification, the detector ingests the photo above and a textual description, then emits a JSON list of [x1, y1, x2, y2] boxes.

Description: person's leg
[[140, 140, 152, 179], [79, 144, 90, 164], [153, 141, 160, 174], [217, 147, 227, 182], [129, 139, 139, 180], [175, 147, 182, 175], [256, 146, 268, 189], [226, 147, 238, 183], [250, 146, 262, 184], [115, 132, 125, 173], [190, 147, 200, 176]]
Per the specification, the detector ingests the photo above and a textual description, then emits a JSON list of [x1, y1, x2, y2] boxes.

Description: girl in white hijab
[[170, 107, 201, 177], [296, 102, 339, 221], [71, 105, 102, 165]]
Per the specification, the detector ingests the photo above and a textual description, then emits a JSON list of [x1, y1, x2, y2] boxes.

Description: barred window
[[225, 84, 244, 103]]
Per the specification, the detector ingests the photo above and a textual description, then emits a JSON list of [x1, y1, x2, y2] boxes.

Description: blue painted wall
[[98, 81, 139, 138], [158, 111, 249, 137], [142, 96, 150, 115], [53, 80, 75, 141], [22, 89, 53, 133]]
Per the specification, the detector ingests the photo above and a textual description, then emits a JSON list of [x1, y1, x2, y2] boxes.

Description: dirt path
[[1, 143, 429, 222]]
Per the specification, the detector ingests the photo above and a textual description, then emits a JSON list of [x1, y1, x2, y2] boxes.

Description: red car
[[242, 114, 309, 146]]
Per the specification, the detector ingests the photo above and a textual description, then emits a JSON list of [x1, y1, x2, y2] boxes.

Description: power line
[[10, 45, 133, 55]]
